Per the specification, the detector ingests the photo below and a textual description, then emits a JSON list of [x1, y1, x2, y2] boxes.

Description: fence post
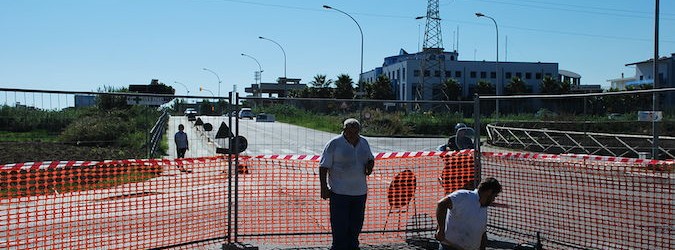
[[473, 94, 482, 187]]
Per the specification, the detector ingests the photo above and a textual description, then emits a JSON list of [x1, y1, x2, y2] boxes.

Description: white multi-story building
[[360, 49, 562, 101], [624, 53, 675, 108]]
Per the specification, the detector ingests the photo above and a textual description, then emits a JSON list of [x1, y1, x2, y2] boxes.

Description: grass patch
[[0, 130, 59, 142]]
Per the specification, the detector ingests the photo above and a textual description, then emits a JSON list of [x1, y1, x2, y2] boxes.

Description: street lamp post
[[199, 86, 215, 97], [475, 12, 500, 118], [323, 5, 364, 94], [241, 53, 264, 84], [173, 81, 190, 95], [202, 68, 222, 97], [258, 36, 286, 78]]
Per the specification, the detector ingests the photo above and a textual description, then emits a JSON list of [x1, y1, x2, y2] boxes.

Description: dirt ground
[[0, 142, 145, 165]]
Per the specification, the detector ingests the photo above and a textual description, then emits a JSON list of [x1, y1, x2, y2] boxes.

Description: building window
[[434, 70, 441, 77], [397, 69, 401, 80], [470, 71, 477, 78], [545, 73, 552, 77], [424, 70, 430, 77], [536, 73, 542, 79], [403, 68, 406, 79], [490, 72, 496, 79], [414, 70, 420, 77], [525, 72, 532, 79], [516, 72, 522, 78], [455, 71, 461, 77], [505, 72, 512, 79], [445, 71, 452, 77], [480, 71, 487, 78]]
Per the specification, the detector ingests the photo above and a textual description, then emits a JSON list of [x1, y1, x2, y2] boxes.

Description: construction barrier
[[1, 150, 672, 249], [234, 150, 474, 248], [483, 152, 673, 249]]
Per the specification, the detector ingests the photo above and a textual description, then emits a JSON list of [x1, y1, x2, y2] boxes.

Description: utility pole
[[416, 0, 445, 110]]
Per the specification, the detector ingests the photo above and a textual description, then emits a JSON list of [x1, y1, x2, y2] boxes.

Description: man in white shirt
[[435, 177, 502, 250], [319, 118, 375, 250]]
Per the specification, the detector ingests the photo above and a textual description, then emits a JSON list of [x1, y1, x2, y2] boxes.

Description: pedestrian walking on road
[[319, 118, 375, 250], [435, 177, 502, 250], [174, 124, 191, 173]]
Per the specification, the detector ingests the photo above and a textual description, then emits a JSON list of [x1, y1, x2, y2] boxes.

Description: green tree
[[310, 74, 332, 88], [368, 75, 394, 100], [540, 76, 561, 94], [442, 78, 462, 101], [474, 80, 495, 95], [561, 79, 572, 93], [334, 74, 355, 99], [309, 74, 333, 98], [505, 77, 529, 95], [97, 86, 130, 110]]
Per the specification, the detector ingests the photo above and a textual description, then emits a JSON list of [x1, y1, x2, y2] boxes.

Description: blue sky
[[1, 0, 674, 97]]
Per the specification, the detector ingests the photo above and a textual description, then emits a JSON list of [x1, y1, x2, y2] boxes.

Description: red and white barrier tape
[[0, 155, 231, 172], [560, 153, 674, 165], [481, 151, 560, 160], [8, 150, 668, 171], [253, 149, 474, 162]]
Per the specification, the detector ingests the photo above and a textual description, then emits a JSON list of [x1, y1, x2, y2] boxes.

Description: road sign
[[637, 111, 662, 122]]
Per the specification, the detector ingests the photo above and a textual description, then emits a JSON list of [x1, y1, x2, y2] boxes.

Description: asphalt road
[[168, 115, 448, 158]]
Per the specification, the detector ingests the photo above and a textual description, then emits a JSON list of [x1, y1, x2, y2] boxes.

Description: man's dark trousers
[[329, 192, 367, 250]]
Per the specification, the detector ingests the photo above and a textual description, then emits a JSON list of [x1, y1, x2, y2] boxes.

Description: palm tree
[[540, 76, 561, 94], [439, 78, 462, 112], [369, 75, 394, 100], [505, 77, 529, 95], [442, 78, 462, 101], [334, 74, 354, 99], [309, 74, 332, 88], [309, 74, 333, 98], [474, 80, 495, 95]]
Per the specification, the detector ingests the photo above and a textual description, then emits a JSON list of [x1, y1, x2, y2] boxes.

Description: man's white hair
[[343, 118, 361, 129]]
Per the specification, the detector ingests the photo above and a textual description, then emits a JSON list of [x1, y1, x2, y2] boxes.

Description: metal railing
[[486, 124, 675, 159], [148, 109, 170, 157]]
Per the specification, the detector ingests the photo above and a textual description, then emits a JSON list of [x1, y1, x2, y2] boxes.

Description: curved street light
[[323, 5, 364, 91], [258, 36, 286, 78], [173, 81, 190, 95], [202, 68, 222, 97], [241, 53, 264, 83], [199, 86, 215, 97], [475, 12, 500, 117]]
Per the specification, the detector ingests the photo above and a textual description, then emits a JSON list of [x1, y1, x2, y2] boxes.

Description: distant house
[[624, 53, 675, 107], [558, 70, 581, 87], [126, 79, 175, 107], [607, 73, 636, 90]]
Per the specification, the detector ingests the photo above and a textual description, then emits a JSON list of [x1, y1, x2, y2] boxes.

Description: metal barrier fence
[[483, 152, 673, 249], [1, 88, 674, 249], [2, 151, 672, 249]]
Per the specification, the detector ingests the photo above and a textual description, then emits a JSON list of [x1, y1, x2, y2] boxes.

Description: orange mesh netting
[[1, 157, 232, 249], [2, 150, 672, 249], [482, 153, 674, 249], [233, 151, 474, 248]]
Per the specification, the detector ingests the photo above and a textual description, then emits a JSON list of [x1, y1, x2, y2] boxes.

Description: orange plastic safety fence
[[483, 155, 674, 249], [233, 153, 475, 248], [1, 157, 233, 249], [7, 151, 669, 249]]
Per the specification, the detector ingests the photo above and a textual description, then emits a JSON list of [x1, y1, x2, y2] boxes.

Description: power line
[[477, 0, 675, 21], [216, 0, 675, 43]]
